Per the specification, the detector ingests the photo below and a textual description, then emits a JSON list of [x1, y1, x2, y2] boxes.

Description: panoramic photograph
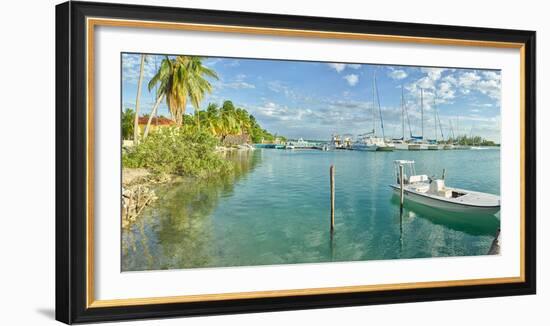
[[120, 53, 501, 272]]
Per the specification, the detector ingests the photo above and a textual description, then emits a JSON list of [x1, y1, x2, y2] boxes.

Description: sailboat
[[407, 88, 435, 150], [425, 95, 442, 150], [352, 73, 394, 152], [393, 86, 421, 150]]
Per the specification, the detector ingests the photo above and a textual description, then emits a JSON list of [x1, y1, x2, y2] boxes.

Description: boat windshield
[[393, 160, 417, 184]]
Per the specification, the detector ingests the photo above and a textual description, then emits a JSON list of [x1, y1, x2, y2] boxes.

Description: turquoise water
[[122, 148, 500, 271]]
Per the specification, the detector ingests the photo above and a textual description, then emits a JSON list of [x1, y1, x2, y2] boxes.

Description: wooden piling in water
[[399, 164, 404, 209], [488, 228, 501, 255], [330, 165, 335, 231]]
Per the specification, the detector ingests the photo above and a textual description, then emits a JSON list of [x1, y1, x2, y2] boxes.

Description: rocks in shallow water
[[122, 184, 158, 228], [120, 168, 175, 227]]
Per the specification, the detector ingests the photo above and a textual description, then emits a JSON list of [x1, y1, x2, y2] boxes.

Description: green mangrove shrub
[[123, 127, 232, 177]]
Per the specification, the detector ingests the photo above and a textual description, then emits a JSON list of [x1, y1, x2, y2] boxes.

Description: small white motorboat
[[390, 160, 500, 215]]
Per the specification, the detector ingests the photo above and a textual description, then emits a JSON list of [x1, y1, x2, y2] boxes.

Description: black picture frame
[[56, 1, 536, 324]]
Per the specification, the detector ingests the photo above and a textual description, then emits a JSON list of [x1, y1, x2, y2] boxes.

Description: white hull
[[352, 143, 377, 151], [390, 185, 500, 215], [377, 144, 395, 151], [352, 136, 393, 151], [394, 143, 409, 150], [394, 143, 422, 151]]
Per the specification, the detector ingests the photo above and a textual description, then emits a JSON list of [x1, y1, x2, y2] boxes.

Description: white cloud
[[458, 71, 481, 88], [254, 101, 313, 122], [442, 75, 457, 85], [388, 69, 408, 80], [215, 80, 255, 90], [225, 60, 240, 67], [122, 53, 159, 84], [482, 71, 500, 81], [417, 76, 435, 89], [421, 68, 447, 81], [473, 103, 493, 108], [327, 63, 347, 73], [455, 70, 500, 100], [226, 81, 255, 89], [327, 63, 362, 73], [436, 81, 455, 102], [344, 74, 359, 86]]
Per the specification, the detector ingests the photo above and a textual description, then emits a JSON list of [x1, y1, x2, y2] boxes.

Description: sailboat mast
[[372, 73, 376, 135], [401, 86, 405, 140], [434, 96, 437, 142], [374, 73, 385, 139], [420, 88, 424, 140]]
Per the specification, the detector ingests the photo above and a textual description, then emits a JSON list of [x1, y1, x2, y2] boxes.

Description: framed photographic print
[[56, 1, 536, 324]]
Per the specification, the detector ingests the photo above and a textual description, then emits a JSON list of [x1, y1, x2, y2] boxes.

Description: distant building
[[137, 116, 175, 132]]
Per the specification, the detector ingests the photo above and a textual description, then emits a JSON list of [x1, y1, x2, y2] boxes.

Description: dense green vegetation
[[122, 108, 135, 140], [444, 135, 498, 146], [123, 127, 232, 177], [122, 55, 281, 179], [193, 100, 279, 143]]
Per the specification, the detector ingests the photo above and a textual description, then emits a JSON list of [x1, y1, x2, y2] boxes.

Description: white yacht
[[352, 135, 387, 151]]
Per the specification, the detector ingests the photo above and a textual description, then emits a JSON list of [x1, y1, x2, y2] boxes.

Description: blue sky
[[122, 53, 501, 142]]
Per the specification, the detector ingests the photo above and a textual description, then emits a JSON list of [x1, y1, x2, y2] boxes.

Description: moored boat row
[[256, 77, 495, 152]]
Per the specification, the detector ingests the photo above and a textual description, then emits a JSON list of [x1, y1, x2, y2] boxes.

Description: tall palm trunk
[[133, 54, 146, 145], [196, 109, 201, 131], [143, 94, 166, 140]]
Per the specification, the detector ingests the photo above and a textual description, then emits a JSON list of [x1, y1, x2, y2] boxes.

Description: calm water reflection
[[122, 148, 500, 271]]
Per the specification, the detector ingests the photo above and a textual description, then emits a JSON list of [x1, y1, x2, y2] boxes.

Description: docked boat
[[352, 134, 394, 151], [353, 73, 394, 152], [390, 160, 500, 214], [392, 88, 422, 151], [285, 138, 311, 149]]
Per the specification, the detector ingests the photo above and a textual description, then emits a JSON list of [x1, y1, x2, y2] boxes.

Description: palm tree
[[178, 56, 218, 129], [143, 56, 218, 137], [235, 108, 251, 135], [203, 103, 221, 135], [219, 101, 237, 138], [133, 54, 146, 145], [143, 56, 171, 139], [152, 56, 218, 127]]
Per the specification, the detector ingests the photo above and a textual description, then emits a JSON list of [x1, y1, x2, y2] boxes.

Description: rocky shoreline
[[121, 145, 254, 227], [121, 168, 172, 228]]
